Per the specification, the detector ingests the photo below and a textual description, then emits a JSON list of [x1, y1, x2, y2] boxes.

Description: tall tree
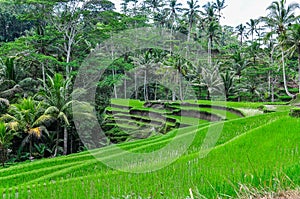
[[221, 70, 234, 100], [1, 98, 49, 159], [231, 51, 249, 101], [0, 122, 15, 167], [213, 0, 227, 21], [51, 0, 85, 78], [183, 0, 200, 41], [263, 0, 299, 97], [202, 2, 221, 66], [165, 0, 183, 31], [39, 73, 71, 156], [285, 24, 300, 93], [235, 23, 246, 46], [246, 18, 258, 42]]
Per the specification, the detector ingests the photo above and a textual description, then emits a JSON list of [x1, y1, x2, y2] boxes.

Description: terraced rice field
[[102, 99, 246, 142], [0, 100, 299, 198]]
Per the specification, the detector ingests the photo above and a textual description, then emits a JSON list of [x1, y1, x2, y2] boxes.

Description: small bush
[[279, 95, 293, 101], [289, 108, 300, 118], [0, 98, 10, 115]]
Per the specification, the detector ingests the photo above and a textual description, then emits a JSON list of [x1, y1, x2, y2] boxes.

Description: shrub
[[0, 98, 9, 115], [289, 108, 300, 118]]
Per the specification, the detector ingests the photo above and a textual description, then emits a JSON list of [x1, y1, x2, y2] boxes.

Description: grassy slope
[[0, 114, 300, 198], [0, 101, 298, 198]]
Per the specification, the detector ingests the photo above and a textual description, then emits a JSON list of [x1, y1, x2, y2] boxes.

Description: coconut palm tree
[[231, 51, 250, 101], [201, 2, 221, 66], [131, 51, 160, 101], [0, 121, 15, 167], [145, 0, 164, 25], [183, 0, 200, 41], [38, 73, 72, 156], [263, 0, 299, 97], [121, 0, 129, 14], [165, 0, 183, 31], [221, 70, 235, 100], [285, 24, 300, 93], [246, 19, 259, 42], [201, 63, 223, 99], [235, 24, 246, 46], [206, 21, 221, 66], [214, 0, 227, 21], [202, 1, 217, 23], [163, 55, 190, 101], [1, 98, 49, 159]]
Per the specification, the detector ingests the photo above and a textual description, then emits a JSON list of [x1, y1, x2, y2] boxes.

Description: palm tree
[[1, 98, 49, 159], [39, 73, 71, 156], [145, 0, 164, 25], [246, 19, 259, 42], [263, 0, 299, 97], [131, 51, 160, 101], [235, 24, 246, 46], [206, 21, 221, 66], [121, 0, 129, 14], [0, 122, 15, 167], [285, 24, 300, 93], [165, 0, 183, 31], [231, 51, 250, 101], [214, 0, 227, 21], [163, 55, 189, 101], [201, 2, 221, 66], [3, 57, 16, 82], [202, 2, 217, 23], [201, 63, 223, 99], [183, 0, 200, 41], [221, 70, 235, 100]]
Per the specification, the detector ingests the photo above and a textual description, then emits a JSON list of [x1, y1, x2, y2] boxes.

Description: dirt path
[[258, 190, 300, 199]]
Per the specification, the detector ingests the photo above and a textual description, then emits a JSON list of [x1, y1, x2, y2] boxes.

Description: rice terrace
[[0, 0, 300, 198]]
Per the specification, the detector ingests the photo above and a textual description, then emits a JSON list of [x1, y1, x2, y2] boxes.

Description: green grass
[[169, 105, 241, 120], [183, 100, 287, 109], [110, 98, 144, 108], [1, 99, 299, 198], [167, 115, 209, 126]]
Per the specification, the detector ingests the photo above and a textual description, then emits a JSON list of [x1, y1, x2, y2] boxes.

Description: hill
[[0, 100, 299, 198]]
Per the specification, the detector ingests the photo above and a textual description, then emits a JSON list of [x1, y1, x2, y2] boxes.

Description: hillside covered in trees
[[0, 0, 299, 174]]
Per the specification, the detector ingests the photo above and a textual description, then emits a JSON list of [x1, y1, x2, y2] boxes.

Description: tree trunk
[[206, 87, 210, 100], [172, 91, 176, 101], [0, 147, 6, 167], [54, 126, 60, 157], [135, 71, 138, 99], [187, 21, 192, 42], [143, 70, 148, 101], [271, 78, 275, 102], [281, 46, 294, 97], [29, 137, 32, 158], [238, 76, 241, 102], [66, 43, 72, 78], [298, 46, 300, 93], [42, 62, 46, 90], [124, 71, 127, 98], [63, 126, 67, 155], [112, 69, 118, 99], [177, 71, 183, 101], [70, 134, 73, 154], [208, 36, 212, 67], [154, 82, 157, 100]]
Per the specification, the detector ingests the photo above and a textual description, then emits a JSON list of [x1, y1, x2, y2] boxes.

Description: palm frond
[[33, 115, 56, 127], [29, 127, 42, 138], [8, 121, 20, 131], [0, 114, 17, 123], [44, 106, 59, 115], [57, 112, 69, 126]]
